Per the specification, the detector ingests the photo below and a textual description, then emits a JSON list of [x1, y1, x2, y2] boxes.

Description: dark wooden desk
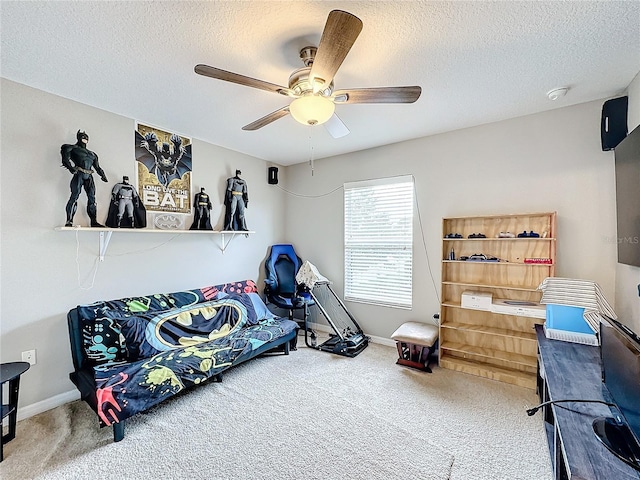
[[536, 325, 640, 479], [1, 361, 30, 462]]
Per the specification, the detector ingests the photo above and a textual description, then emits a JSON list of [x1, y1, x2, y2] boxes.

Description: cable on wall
[[275, 173, 416, 199], [412, 174, 441, 307], [274, 183, 343, 198], [76, 229, 100, 290], [74, 230, 182, 289], [107, 233, 181, 257]]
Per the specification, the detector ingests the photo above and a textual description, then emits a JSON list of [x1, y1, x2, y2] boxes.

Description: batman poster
[[135, 123, 192, 214]]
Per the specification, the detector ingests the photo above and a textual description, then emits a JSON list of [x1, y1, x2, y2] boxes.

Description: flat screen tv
[[614, 124, 640, 267], [594, 317, 640, 470]]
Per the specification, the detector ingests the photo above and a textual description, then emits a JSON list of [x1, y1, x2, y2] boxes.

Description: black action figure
[[190, 187, 213, 230], [105, 176, 147, 228], [224, 170, 248, 231], [61, 130, 108, 227]]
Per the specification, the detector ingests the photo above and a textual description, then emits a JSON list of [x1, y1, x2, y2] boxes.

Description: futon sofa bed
[[67, 279, 298, 441]]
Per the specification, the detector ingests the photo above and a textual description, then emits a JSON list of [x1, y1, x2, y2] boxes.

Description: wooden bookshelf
[[439, 212, 556, 389]]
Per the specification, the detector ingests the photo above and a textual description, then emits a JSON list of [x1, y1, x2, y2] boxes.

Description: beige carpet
[[1, 340, 552, 479]]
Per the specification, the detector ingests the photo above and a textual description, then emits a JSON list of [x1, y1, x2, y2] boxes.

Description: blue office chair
[[264, 244, 315, 324]]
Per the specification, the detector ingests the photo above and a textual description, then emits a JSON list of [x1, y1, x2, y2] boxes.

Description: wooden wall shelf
[[54, 226, 255, 257]]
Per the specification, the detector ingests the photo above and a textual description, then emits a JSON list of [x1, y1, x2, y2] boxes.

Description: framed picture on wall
[[134, 122, 192, 215]]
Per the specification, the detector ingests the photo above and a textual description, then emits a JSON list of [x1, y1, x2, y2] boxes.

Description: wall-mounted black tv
[[594, 317, 640, 470], [614, 124, 640, 267]]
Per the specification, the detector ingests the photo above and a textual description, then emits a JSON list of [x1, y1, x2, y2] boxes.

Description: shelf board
[[441, 303, 546, 322], [442, 237, 555, 241], [440, 341, 537, 368], [440, 321, 537, 341], [1, 404, 16, 420], [55, 226, 255, 235], [442, 281, 540, 292], [439, 354, 536, 389], [442, 211, 557, 221], [442, 260, 554, 266], [55, 226, 255, 256], [442, 301, 465, 308]]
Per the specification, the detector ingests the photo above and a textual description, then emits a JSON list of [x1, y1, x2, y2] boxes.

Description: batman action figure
[[105, 176, 147, 228], [190, 187, 213, 230], [224, 170, 248, 231], [61, 130, 108, 227]]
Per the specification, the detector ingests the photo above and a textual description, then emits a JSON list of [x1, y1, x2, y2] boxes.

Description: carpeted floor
[[0, 339, 552, 479]]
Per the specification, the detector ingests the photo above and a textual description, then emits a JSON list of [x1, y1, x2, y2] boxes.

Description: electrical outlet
[[22, 349, 36, 366]]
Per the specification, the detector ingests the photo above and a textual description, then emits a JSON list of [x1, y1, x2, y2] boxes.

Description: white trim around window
[[344, 175, 413, 309]]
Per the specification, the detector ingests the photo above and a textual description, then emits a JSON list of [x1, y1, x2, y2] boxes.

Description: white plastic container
[[461, 291, 493, 311], [491, 299, 546, 319]]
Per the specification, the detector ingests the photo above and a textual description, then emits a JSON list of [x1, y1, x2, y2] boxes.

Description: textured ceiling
[[2, 1, 639, 165]]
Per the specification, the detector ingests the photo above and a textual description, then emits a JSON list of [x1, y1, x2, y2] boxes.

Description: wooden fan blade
[[324, 113, 350, 138], [332, 86, 422, 104], [195, 64, 293, 96], [242, 106, 290, 131], [309, 10, 363, 92]]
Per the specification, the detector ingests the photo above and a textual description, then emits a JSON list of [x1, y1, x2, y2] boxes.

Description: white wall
[[284, 100, 618, 339], [616, 71, 640, 333], [0, 79, 287, 411]]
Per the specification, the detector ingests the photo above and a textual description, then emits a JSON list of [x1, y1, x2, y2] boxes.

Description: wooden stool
[[391, 322, 439, 373]]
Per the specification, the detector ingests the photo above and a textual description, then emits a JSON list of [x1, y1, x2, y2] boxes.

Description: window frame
[[343, 175, 414, 310]]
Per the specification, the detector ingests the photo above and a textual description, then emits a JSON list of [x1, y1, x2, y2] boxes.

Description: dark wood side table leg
[[1, 362, 30, 462], [1, 382, 3, 462], [4, 377, 21, 443], [1, 376, 22, 462]]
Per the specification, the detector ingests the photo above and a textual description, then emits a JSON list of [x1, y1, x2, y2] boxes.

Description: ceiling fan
[[194, 9, 421, 138]]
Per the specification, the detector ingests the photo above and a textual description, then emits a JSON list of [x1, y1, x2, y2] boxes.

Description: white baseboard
[[18, 389, 80, 421], [367, 334, 396, 347]]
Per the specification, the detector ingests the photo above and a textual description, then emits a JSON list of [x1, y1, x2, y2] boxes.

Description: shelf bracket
[[219, 232, 247, 254], [99, 231, 113, 261]]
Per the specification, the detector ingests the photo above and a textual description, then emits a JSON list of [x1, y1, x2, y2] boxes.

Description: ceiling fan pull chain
[[309, 131, 315, 176]]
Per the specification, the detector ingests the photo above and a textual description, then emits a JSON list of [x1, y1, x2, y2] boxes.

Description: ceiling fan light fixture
[[195, 10, 419, 136], [289, 95, 335, 126]]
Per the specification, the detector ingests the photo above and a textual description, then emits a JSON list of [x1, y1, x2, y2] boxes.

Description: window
[[344, 175, 413, 309]]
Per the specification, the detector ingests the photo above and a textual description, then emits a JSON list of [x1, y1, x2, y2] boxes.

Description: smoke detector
[[547, 87, 569, 101]]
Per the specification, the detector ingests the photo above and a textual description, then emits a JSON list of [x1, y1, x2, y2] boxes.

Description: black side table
[[1, 361, 30, 462]]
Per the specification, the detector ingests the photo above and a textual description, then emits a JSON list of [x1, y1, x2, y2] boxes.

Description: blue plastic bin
[[545, 304, 594, 334]]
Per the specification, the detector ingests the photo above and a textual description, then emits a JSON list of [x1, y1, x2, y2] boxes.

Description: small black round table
[[1, 361, 30, 462]]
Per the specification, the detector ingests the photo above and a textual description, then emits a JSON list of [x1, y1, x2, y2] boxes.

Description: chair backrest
[[265, 244, 303, 297]]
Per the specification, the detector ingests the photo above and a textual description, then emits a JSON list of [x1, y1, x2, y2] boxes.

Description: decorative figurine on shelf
[[190, 187, 213, 230], [224, 170, 249, 231], [60, 130, 108, 227], [105, 176, 147, 228]]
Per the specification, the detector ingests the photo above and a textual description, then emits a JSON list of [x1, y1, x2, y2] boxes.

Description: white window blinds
[[344, 176, 413, 309]]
